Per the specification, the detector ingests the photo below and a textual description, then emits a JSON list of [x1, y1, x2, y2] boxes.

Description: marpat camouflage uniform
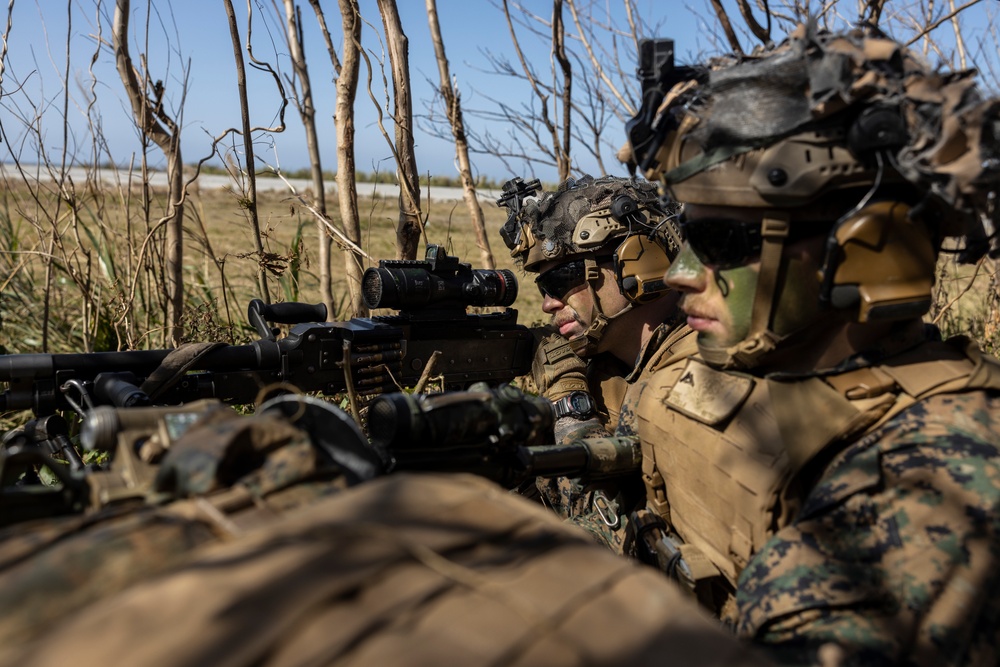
[[536, 317, 696, 553], [617, 16, 1000, 661], [738, 388, 1000, 666]]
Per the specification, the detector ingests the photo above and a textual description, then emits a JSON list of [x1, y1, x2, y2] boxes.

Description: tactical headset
[[571, 193, 680, 305]]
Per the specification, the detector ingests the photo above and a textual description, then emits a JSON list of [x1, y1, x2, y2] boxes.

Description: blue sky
[[2, 1, 997, 183]]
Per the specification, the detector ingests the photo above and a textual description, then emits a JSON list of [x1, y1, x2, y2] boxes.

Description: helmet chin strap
[[568, 257, 635, 356], [699, 213, 790, 371]]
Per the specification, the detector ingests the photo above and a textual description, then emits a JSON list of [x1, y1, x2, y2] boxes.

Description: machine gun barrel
[[0, 346, 260, 414]]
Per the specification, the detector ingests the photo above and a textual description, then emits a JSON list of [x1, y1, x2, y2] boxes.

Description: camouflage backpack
[[0, 396, 770, 667]]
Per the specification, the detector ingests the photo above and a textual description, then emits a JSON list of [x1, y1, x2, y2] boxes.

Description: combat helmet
[[625, 22, 1000, 369], [498, 175, 683, 354]]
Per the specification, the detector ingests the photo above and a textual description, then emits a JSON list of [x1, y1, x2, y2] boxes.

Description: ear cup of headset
[[613, 234, 672, 304], [823, 201, 937, 322]]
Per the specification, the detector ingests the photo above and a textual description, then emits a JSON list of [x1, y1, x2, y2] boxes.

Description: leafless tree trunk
[[222, 0, 269, 305], [376, 0, 423, 260], [317, 0, 368, 318], [284, 0, 333, 317], [553, 0, 572, 182], [112, 0, 186, 345], [425, 0, 495, 270]]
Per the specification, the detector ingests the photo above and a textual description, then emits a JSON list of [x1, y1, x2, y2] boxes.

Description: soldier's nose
[[541, 293, 565, 314], [665, 244, 710, 294]]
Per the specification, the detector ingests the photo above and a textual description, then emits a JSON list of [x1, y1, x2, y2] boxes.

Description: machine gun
[[367, 384, 642, 487], [0, 245, 533, 420]]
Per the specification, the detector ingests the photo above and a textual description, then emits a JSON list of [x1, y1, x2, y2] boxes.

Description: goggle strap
[[750, 214, 790, 336], [572, 257, 634, 355], [584, 256, 603, 322]]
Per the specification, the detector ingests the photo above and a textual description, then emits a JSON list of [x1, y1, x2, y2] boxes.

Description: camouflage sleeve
[[735, 392, 1000, 666], [535, 475, 640, 554], [534, 362, 649, 554]]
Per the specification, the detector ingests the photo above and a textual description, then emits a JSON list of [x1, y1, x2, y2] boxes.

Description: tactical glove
[[530, 330, 591, 402]]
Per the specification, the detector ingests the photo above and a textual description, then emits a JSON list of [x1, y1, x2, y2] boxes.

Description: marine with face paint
[[498, 175, 696, 552], [626, 23, 1000, 665]]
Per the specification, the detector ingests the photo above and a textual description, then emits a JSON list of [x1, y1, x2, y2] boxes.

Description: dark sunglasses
[[535, 256, 613, 300], [678, 215, 763, 269], [535, 260, 587, 300]]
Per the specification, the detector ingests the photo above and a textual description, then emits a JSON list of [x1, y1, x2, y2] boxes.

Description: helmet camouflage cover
[[629, 21, 1000, 263], [500, 175, 681, 272], [623, 22, 1000, 370]]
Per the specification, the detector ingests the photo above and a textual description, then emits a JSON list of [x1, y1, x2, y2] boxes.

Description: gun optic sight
[[362, 245, 517, 311]]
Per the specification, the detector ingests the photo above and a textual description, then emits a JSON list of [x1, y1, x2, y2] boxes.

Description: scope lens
[[469, 269, 518, 307], [367, 393, 413, 447], [362, 268, 395, 309]]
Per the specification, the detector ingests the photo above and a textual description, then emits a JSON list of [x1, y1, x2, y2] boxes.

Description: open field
[[0, 176, 545, 356], [179, 183, 533, 314], [0, 173, 996, 358]]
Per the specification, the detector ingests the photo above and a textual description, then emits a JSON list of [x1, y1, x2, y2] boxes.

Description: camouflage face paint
[[668, 242, 823, 357], [770, 252, 823, 338], [666, 244, 755, 353], [714, 265, 756, 345]]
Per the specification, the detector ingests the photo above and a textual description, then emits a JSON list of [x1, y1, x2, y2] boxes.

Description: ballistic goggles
[[678, 215, 763, 269], [679, 214, 828, 269], [535, 256, 612, 300]]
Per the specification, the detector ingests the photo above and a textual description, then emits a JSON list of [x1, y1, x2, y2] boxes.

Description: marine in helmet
[[498, 175, 687, 433], [628, 22, 1000, 665], [497, 175, 696, 552]]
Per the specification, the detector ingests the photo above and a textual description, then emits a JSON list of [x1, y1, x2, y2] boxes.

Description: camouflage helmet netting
[[512, 175, 669, 271], [646, 22, 1000, 261]]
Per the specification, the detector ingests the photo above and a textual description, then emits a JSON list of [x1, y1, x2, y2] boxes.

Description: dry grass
[[187, 184, 545, 322], [930, 253, 1000, 356], [0, 178, 544, 355], [1, 175, 995, 357]]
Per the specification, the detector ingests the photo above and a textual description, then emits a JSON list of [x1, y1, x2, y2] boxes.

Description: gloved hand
[[530, 329, 591, 402]]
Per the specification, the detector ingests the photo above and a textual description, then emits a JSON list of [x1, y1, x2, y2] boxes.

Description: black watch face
[[570, 392, 591, 412]]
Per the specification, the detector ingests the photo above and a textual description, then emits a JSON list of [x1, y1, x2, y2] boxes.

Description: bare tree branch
[[113, 0, 186, 344], [708, 0, 745, 55], [426, 0, 495, 269], [906, 0, 985, 46], [565, 0, 633, 116], [221, 0, 269, 305], [737, 0, 771, 44], [553, 0, 572, 181]]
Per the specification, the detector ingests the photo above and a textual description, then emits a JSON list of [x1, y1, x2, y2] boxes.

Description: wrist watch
[[551, 390, 596, 420]]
